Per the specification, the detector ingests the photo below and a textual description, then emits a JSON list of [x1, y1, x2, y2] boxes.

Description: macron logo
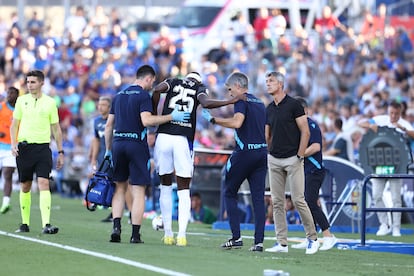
[[91, 189, 102, 195]]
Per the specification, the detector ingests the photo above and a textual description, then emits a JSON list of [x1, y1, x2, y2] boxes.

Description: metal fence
[[360, 174, 414, 246]]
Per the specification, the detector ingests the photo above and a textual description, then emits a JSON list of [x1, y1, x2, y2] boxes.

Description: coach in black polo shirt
[[264, 71, 319, 255]]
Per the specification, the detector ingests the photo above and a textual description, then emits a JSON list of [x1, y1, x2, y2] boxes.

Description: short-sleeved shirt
[[233, 94, 267, 152], [286, 209, 301, 224], [315, 16, 341, 32], [110, 85, 152, 143], [157, 78, 208, 141], [94, 115, 107, 164], [372, 115, 414, 133], [266, 95, 305, 158], [13, 93, 59, 143], [191, 206, 217, 224], [332, 137, 349, 160], [305, 117, 324, 174], [0, 101, 14, 148]]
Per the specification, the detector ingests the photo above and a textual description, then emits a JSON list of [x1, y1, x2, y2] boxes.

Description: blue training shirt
[[94, 115, 107, 164], [305, 117, 324, 174], [233, 94, 267, 152], [110, 85, 152, 142]]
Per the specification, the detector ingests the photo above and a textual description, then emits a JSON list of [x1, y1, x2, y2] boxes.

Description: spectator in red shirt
[[314, 6, 346, 37], [151, 25, 174, 58], [360, 8, 385, 44], [253, 8, 271, 44], [58, 99, 72, 126]]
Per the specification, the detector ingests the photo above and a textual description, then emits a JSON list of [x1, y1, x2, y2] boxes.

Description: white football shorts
[[154, 133, 194, 178], [0, 149, 16, 168]]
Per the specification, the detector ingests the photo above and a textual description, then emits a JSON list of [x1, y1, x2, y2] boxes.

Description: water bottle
[[263, 269, 290, 276], [337, 244, 350, 250]]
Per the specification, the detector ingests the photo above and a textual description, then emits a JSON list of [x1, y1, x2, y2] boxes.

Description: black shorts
[[16, 143, 52, 182]]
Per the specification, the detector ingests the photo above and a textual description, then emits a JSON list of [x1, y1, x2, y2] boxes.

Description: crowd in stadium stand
[[1, 4, 414, 193]]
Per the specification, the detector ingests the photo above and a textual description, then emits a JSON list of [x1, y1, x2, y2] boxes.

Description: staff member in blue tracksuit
[[203, 72, 267, 252], [291, 97, 337, 251]]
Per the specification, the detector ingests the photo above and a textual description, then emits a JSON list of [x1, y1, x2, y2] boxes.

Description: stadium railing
[[360, 174, 414, 246]]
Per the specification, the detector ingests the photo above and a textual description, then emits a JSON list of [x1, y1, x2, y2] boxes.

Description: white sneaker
[[305, 239, 319, 255], [392, 227, 401, 237], [319, 235, 337, 251], [265, 243, 288, 253], [291, 240, 308, 249], [376, 224, 391, 236]]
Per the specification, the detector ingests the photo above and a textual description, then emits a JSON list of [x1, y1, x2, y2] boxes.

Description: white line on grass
[[0, 230, 190, 276], [187, 231, 408, 245]]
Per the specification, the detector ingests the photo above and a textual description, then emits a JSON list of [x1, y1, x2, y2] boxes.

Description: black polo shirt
[[266, 95, 305, 158]]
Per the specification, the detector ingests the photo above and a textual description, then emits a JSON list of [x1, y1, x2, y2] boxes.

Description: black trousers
[[304, 168, 330, 231]]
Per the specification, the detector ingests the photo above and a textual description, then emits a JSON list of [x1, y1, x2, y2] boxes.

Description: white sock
[[177, 189, 190, 238], [160, 185, 173, 237], [2, 196, 10, 207]]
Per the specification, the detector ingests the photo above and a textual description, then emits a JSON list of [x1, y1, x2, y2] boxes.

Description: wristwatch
[[297, 154, 304, 160], [58, 150, 65, 155]]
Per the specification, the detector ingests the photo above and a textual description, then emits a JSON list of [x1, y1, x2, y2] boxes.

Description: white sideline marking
[[0, 230, 190, 276]]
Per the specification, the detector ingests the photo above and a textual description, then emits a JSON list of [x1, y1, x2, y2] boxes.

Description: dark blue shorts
[[16, 143, 52, 182], [112, 140, 151, 186]]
